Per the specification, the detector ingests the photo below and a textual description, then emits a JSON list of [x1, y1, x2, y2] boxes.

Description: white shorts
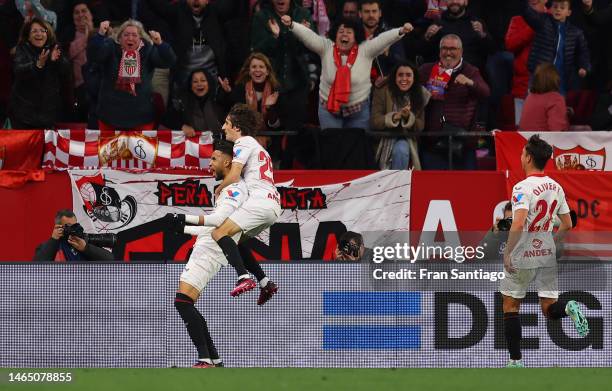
[[229, 196, 281, 237], [499, 266, 559, 299], [180, 254, 224, 292]]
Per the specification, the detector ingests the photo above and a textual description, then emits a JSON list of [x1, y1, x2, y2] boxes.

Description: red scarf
[[245, 80, 273, 118], [116, 42, 143, 96], [327, 44, 358, 114], [425, 62, 454, 100]]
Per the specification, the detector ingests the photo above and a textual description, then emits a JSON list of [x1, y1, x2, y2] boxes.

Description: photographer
[[33, 209, 114, 262], [481, 202, 513, 261], [334, 231, 366, 261]]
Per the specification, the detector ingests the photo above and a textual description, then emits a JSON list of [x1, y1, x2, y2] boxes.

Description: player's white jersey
[[187, 181, 248, 264], [510, 174, 570, 268], [232, 136, 278, 200]]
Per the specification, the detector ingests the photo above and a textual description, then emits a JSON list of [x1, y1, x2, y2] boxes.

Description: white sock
[[185, 215, 200, 225], [238, 274, 251, 281], [198, 358, 213, 364], [212, 359, 223, 365], [260, 277, 270, 288]]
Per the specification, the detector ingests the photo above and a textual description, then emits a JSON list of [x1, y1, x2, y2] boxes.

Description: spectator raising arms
[[8, 17, 70, 129], [519, 63, 569, 132], [163, 68, 224, 138], [284, 15, 414, 130], [523, 0, 590, 95], [371, 61, 431, 170], [89, 19, 176, 131]]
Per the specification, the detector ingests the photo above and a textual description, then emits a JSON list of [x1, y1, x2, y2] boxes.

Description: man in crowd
[[419, 34, 490, 170], [359, 0, 407, 87], [33, 209, 114, 261]]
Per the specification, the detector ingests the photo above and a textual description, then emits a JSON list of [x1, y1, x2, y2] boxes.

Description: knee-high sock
[[174, 293, 213, 360], [503, 312, 522, 360], [239, 242, 267, 282], [217, 236, 249, 278]]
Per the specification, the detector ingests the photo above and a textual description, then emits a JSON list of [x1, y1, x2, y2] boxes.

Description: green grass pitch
[[1, 368, 611, 391]]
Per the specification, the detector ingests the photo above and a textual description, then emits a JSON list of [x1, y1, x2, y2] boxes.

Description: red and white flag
[[43, 129, 214, 170]]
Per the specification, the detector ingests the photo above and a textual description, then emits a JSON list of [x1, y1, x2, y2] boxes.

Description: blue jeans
[[391, 139, 410, 169], [318, 100, 370, 130]]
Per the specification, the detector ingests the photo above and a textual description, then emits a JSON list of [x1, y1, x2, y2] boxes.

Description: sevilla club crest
[[553, 145, 606, 171]]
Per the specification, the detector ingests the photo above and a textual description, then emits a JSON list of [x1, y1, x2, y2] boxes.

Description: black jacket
[[33, 238, 114, 262], [427, 10, 495, 70], [9, 42, 71, 128], [146, 0, 229, 78]]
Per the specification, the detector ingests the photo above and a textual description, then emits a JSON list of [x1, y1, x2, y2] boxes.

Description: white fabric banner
[[68, 170, 411, 258]]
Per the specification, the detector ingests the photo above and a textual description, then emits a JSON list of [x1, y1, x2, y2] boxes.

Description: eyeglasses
[[440, 46, 460, 52], [31, 29, 48, 34]]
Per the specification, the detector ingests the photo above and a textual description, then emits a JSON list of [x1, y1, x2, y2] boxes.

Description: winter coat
[[505, 15, 535, 98], [523, 5, 591, 91], [89, 33, 176, 128], [8, 41, 70, 128]]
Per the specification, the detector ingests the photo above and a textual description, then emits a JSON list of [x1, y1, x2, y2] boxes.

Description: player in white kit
[[196, 104, 281, 298], [500, 135, 589, 368], [167, 140, 270, 367]]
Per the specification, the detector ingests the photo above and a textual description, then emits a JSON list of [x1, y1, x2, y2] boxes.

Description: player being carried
[[167, 140, 277, 368], [175, 104, 281, 300], [500, 135, 589, 368]]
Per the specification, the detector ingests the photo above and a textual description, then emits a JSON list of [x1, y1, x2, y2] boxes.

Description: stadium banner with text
[[43, 129, 214, 170], [0, 130, 45, 188], [494, 131, 612, 172], [1, 263, 609, 368], [68, 170, 411, 261]]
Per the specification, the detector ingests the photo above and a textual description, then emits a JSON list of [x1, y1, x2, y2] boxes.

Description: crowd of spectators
[[1, 0, 611, 170]]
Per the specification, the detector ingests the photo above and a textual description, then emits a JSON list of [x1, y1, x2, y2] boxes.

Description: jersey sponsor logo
[[522, 248, 553, 258], [512, 193, 524, 204], [227, 189, 240, 198], [234, 148, 242, 158], [532, 238, 543, 249]]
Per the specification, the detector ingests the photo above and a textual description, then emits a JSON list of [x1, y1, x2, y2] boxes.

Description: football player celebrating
[[167, 140, 274, 368], [500, 135, 589, 368]]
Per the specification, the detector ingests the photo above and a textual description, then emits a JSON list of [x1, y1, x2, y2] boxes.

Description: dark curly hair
[[328, 18, 365, 45], [387, 61, 425, 113], [213, 139, 235, 157], [227, 104, 262, 137]]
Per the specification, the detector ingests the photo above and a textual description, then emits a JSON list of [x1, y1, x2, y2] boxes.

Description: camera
[[497, 218, 513, 232], [62, 223, 117, 248], [339, 238, 361, 258]]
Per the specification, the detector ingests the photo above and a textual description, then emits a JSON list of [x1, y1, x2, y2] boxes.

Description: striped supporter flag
[[43, 129, 214, 170]]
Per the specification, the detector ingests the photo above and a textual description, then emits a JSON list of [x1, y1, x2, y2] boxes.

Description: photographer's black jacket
[[33, 238, 114, 262]]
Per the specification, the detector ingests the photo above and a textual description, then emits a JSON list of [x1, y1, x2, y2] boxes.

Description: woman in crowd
[[89, 19, 175, 131], [519, 63, 569, 132], [59, 1, 94, 122], [220, 53, 281, 132], [163, 68, 224, 138], [8, 17, 70, 129], [371, 61, 430, 170], [282, 15, 414, 130]]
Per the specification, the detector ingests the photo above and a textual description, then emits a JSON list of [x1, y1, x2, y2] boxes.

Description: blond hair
[[113, 19, 152, 45]]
